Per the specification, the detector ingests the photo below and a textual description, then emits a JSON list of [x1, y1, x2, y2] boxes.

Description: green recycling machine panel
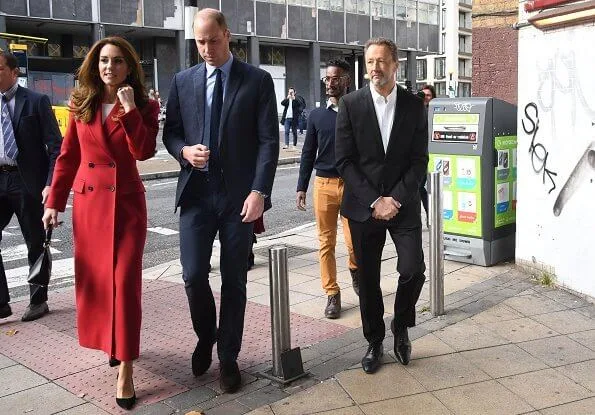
[[428, 97, 517, 266]]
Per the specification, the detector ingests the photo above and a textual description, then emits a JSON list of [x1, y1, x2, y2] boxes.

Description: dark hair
[[0, 51, 18, 70], [422, 84, 436, 99], [194, 8, 229, 31], [327, 58, 351, 73], [364, 37, 398, 62], [70, 36, 148, 123], [289, 87, 295, 91]]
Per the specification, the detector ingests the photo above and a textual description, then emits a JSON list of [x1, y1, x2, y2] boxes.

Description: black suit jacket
[[163, 59, 279, 211], [335, 85, 428, 225], [12, 86, 62, 200], [280, 97, 304, 126]]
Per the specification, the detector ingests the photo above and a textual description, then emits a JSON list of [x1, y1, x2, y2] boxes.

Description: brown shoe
[[324, 292, 341, 319]]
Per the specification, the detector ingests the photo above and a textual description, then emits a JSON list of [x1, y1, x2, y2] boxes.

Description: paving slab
[[433, 380, 535, 415], [554, 360, 595, 392], [336, 361, 425, 404], [359, 392, 450, 415], [480, 317, 559, 343], [0, 365, 48, 397], [540, 397, 595, 415], [532, 309, 595, 334], [459, 344, 548, 378], [517, 335, 595, 367], [0, 383, 84, 415], [268, 379, 354, 415], [498, 368, 592, 410]]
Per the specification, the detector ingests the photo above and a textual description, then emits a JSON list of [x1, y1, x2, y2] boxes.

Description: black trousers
[[349, 217, 426, 345], [179, 172, 254, 362], [0, 171, 47, 306]]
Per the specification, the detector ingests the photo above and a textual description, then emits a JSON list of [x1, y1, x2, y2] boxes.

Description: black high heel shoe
[[116, 374, 136, 410], [109, 357, 120, 367]]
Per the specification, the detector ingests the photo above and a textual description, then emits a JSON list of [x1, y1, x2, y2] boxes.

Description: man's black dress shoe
[[192, 339, 215, 376], [0, 303, 12, 319], [220, 360, 241, 393], [361, 342, 383, 374], [391, 320, 412, 365], [21, 302, 49, 322], [349, 268, 360, 297]]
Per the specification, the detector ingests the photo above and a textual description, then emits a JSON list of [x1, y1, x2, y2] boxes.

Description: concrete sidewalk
[[0, 223, 594, 415]]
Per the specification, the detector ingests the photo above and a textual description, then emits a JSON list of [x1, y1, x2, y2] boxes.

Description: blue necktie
[[209, 68, 223, 172], [1, 95, 17, 160]]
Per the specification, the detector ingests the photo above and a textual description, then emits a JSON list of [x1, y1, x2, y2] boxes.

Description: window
[[441, 33, 446, 54], [458, 58, 471, 77], [396, 0, 406, 19], [406, 0, 417, 21], [398, 61, 408, 82], [260, 46, 285, 66], [459, 35, 471, 53], [435, 82, 446, 96], [458, 82, 471, 97], [346, 0, 358, 13], [418, 2, 429, 24], [330, 0, 344, 11], [358, 0, 370, 14], [435, 57, 446, 78], [428, 4, 438, 25], [417, 60, 427, 80], [459, 11, 471, 29]]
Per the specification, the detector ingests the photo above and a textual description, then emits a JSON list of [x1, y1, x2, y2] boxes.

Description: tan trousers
[[313, 177, 358, 296]]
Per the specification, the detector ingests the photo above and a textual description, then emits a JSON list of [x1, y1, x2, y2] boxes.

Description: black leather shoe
[[349, 268, 360, 296], [0, 304, 12, 319], [361, 342, 383, 374], [109, 357, 121, 367], [21, 302, 49, 322], [324, 292, 341, 319], [391, 320, 411, 365], [219, 360, 241, 393], [192, 339, 215, 376]]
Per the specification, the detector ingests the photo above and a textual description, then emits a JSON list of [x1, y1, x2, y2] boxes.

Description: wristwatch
[[251, 190, 268, 199]]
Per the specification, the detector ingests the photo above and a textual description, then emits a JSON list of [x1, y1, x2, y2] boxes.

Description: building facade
[[0, 0, 440, 111], [403, 0, 472, 97]]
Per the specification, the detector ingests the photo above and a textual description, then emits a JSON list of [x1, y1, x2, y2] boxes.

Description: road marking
[[3, 244, 62, 262], [2, 231, 14, 236], [150, 180, 178, 187], [147, 227, 179, 236], [7, 257, 74, 289], [277, 165, 300, 171], [66, 204, 72, 209]]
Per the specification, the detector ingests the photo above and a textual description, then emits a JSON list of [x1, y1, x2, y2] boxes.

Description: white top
[[102, 103, 116, 124], [326, 99, 338, 113], [370, 85, 397, 152], [286, 98, 294, 119]]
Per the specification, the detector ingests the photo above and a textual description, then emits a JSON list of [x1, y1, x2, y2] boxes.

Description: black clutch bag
[[27, 226, 53, 287]]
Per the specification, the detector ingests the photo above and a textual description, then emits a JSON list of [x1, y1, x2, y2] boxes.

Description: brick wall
[[472, 0, 518, 104]]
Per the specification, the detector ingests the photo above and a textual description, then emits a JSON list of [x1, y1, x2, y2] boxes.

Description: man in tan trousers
[[296, 58, 358, 319]]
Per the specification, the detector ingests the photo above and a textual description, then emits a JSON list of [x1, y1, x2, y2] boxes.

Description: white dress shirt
[[326, 99, 338, 112], [370, 85, 397, 152]]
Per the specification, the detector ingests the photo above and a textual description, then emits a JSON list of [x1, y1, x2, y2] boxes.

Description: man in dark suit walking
[[163, 9, 279, 393], [335, 38, 428, 373], [0, 51, 62, 322]]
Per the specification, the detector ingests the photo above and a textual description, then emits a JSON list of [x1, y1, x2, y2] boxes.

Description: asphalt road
[[4, 165, 314, 297]]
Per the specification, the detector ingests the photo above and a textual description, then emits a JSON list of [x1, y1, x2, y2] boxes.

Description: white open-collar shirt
[[370, 84, 397, 152]]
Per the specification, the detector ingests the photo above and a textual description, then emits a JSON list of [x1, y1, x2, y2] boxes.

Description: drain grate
[[253, 243, 318, 258]]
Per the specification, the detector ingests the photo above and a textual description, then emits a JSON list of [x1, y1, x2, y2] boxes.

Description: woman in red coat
[[42, 37, 158, 410]]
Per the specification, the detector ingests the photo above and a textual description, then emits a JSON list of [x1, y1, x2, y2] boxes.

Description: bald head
[[193, 8, 228, 31], [193, 8, 231, 67]]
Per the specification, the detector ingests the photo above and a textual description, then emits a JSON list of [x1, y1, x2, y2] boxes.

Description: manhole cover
[[253, 244, 317, 258]]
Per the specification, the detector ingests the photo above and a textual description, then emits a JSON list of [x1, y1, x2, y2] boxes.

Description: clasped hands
[[372, 197, 400, 221]]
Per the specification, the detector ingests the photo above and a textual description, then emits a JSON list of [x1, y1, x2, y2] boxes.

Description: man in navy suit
[[163, 9, 279, 393], [0, 51, 62, 322]]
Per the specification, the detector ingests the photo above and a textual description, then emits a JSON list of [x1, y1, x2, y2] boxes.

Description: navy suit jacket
[[12, 86, 62, 200], [163, 59, 279, 211]]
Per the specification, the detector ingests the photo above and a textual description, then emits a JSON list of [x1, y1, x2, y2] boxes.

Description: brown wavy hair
[[70, 36, 148, 123]]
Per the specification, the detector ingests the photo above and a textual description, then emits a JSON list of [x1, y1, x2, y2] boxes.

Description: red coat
[[47, 100, 159, 361]]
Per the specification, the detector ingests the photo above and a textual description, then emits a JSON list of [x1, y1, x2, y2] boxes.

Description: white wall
[[516, 23, 595, 297]]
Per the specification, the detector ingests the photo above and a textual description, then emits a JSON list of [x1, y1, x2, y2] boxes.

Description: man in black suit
[[0, 51, 62, 322], [163, 9, 279, 393], [335, 38, 428, 373]]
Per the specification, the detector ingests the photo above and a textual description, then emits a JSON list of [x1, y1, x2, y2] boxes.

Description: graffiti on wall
[[522, 102, 558, 194], [523, 41, 594, 217]]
